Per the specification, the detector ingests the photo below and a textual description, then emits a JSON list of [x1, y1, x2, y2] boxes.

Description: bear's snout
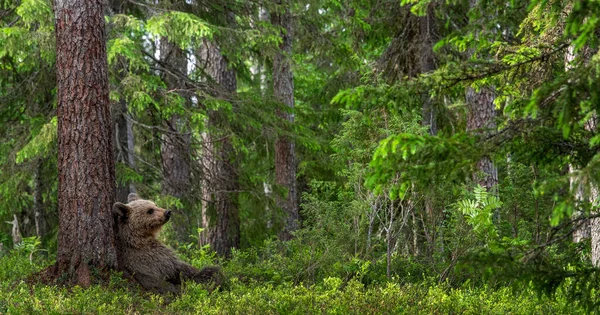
[[165, 210, 172, 221]]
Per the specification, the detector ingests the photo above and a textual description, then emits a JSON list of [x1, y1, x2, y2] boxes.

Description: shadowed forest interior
[[2, 0, 600, 312]]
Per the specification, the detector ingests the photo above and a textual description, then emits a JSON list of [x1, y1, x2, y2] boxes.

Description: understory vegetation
[[4, 0, 600, 312], [0, 245, 586, 314]]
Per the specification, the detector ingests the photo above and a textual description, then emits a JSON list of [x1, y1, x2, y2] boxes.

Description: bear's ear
[[127, 193, 140, 203], [113, 202, 131, 220]]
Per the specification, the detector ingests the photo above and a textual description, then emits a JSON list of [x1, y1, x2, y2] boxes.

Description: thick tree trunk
[[160, 39, 192, 242], [54, 0, 118, 286], [272, 1, 298, 241], [198, 37, 240, 257]]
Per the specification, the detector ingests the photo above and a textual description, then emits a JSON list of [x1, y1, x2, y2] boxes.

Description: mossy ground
[[0, 251, 585, 314]]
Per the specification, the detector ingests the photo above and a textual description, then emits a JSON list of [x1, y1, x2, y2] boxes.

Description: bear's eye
[[147, 209, 154, 215]]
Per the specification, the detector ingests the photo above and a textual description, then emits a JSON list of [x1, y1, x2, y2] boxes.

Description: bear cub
[[113, 193, 221, 293]]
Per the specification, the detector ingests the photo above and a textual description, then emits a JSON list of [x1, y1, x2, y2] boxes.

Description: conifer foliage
[[2, 0, 600, 308]]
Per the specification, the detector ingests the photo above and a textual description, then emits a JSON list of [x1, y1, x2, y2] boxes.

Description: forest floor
[[0, 251, 585, 314]]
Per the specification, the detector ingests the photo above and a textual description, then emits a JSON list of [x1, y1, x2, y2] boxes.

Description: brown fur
[[113, 193, 222, 294]]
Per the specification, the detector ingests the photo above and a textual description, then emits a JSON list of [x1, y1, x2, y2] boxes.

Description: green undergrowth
[[0, 250, 586, 314]]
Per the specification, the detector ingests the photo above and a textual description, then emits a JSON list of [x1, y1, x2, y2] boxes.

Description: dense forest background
[[2, 0, 600, 312]]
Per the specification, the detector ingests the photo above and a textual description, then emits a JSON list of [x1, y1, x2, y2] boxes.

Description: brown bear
[[113, 193, 222, 294]]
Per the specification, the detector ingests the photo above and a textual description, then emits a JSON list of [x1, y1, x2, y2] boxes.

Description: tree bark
[[54, 0, 118, 286], [466, 86, 498, 189], [8, 214, 22, 246], [160, 39, 192, 242], [564, 44, 595, 244], [272, 0, 298, 241], [590, 184, 600, 266], [418, 4, 440, 259], [198, 37, 240, 257], [466, 0, 498, 191], [589, 119, 600, 265]]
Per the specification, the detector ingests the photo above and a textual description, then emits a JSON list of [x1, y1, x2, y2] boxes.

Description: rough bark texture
[[466, 86, 498, 189], [160, 39, 192, 241], [54, 0, 118, 285], [272, 1, 298, 241], [467, 0, 498, 191], [198, 38, 240, 257]]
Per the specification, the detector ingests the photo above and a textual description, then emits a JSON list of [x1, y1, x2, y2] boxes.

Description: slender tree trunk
[[564, 44, 595, 244], [560, 5, 600, 265], [108, 0, 136, 205], [590, 188, 600, 266], [419, 4, 436, 135], [160, 39, 192, 242], [272, 0, 298, 241], [54, 0, 118, 286], [198, 36, 240, 257], [115, 98, 136, 203], [466, 87, 498, 189], [386, 227, 392, 279], [416, 5, 443, 260], [366, 199, 375, 254], [589, 119, 600, 265], [467, 0, 498, 191], [412, 211, 419, 256], [8, 214, 22, 246]]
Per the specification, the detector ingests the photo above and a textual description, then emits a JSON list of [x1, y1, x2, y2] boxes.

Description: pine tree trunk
[[108, 0, 136, 205], [115, 98, 136, 203], [54, 0, 118, 286], [272, 1, 298, 241], [160, 39, 192, 242], [199, 37, 240, 257], [467, 0, 498, 191], [564, 44, 594, 244], [466, 86, 498, 189], [418, 5, 440, 258]]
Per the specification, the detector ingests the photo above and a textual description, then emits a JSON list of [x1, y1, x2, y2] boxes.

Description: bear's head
[[113, 193, 172, 241]]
